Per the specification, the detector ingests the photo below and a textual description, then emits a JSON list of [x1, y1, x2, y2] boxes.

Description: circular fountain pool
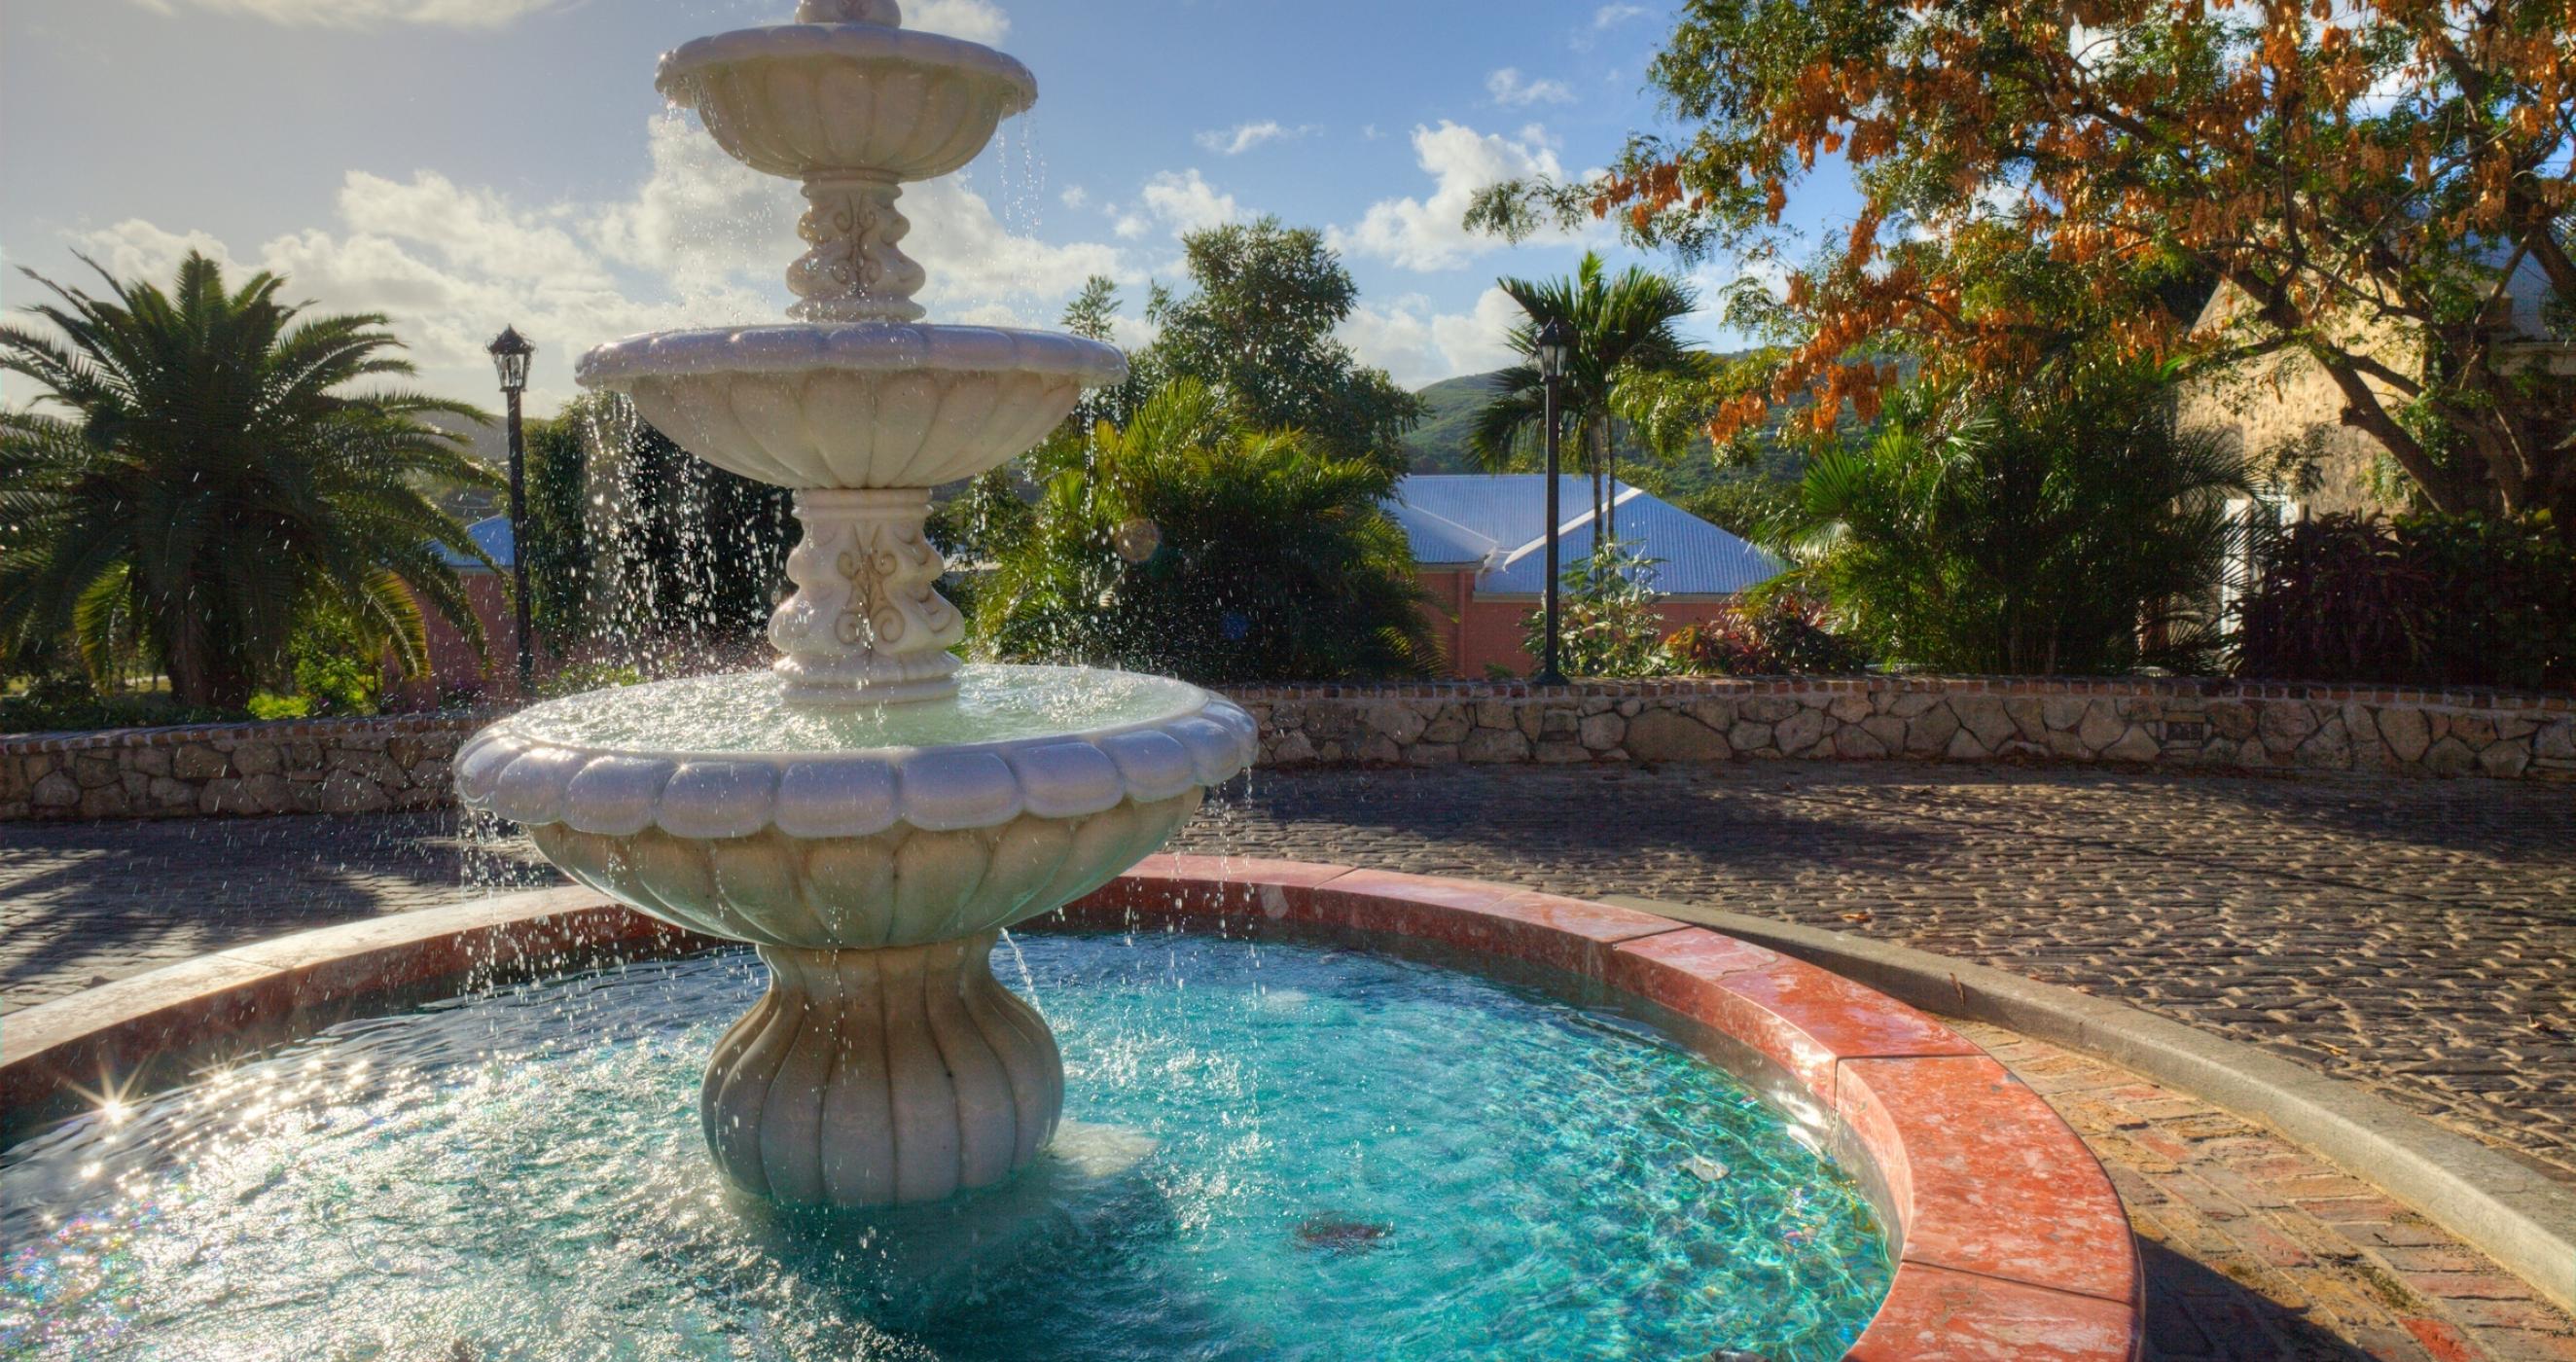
[[1, 934, 1892, 1360]]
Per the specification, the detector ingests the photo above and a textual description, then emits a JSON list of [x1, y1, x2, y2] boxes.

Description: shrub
[[976, 380, 1437, 683], [1666, 593, 1868, 675], [2236, 513, 2574, 690], [1520, 540, 1677, 678]]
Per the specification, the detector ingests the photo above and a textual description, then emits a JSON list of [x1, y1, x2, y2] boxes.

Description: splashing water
[[3, 936, 1892, 1360]]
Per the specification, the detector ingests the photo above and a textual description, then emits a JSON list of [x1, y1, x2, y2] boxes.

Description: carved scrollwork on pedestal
[[771, 489, 964, 703], [788, 178, 929, 323]]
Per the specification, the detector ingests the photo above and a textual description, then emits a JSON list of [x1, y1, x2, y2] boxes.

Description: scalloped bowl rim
[[576, 324, 1128, 388], [657, 24, 1038, 114]]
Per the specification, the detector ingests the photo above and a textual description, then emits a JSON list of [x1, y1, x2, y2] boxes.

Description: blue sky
[[0, 0, 1852, 415]]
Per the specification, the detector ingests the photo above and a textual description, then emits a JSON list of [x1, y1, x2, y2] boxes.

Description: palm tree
[[0, 252, 496, 708], [1469, 253, 1699, 543], [1766, 362, 2248, 674]]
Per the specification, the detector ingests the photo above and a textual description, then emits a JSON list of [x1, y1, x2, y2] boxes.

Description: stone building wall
[[4, 677, 2569, 820]]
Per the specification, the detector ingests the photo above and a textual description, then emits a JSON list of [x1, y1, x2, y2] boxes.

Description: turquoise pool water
[[1, 935, 1892, 1360]]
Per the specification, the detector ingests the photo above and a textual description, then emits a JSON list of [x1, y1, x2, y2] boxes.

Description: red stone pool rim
[[1, 857, 2143, 1360]]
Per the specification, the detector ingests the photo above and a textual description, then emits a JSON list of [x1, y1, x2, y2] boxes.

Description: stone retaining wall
[[0, 714, 480, 820], [1230, 676, 2575, 780], [5, 676, 2568, 819]]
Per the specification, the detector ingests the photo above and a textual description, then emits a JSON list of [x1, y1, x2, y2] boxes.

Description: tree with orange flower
[[1472, 0, 2574, 529]]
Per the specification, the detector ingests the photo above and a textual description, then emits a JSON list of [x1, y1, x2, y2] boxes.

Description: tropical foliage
[[1665, 592, 1867, 675], [1129, 220, 1422, 469], [0, 252, 494, 709], [1471, 253, 1703, 540], [977, 380, 1436, 683], [1470, 0, 2576, 527], [2237, 512, 2574, 689], [1767, 363, 2247, 674], [554, 394, 798, 667]]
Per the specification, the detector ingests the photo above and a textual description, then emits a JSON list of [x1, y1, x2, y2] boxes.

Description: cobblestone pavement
[[1970, 1023, 2576, 1362], [4, 762, 2575, 1358]]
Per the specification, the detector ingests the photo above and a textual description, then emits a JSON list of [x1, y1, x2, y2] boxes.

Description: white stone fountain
[[454, 0, 1255, 1208]]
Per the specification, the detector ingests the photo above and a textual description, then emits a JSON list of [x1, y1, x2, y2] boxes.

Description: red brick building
[[1389, 476, 1782, 678]]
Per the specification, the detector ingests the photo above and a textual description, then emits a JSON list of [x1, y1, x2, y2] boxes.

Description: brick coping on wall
[[1225, 673, 2575, 709], [5, 673, 2570, 820]]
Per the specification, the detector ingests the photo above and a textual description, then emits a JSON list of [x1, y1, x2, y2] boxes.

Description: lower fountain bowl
[[0, 864, 2144, 1360]]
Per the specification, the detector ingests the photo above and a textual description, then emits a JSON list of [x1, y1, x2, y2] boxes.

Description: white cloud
[[1059, 185, 1090, 209], [1331, 122, 1570, 271], [904, 0, 1009, 44], [1592, 3, 1649, 27], [1195, 121, 1322, 157], [1115, 169, 1240, 241], [44, 109, 1126, 410], [1340, 286, 1525, 389], [126, 0, 572, 28], [1486, 68, 1576, 107]]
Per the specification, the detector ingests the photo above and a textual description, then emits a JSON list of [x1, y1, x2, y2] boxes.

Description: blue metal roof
[[1389, 475, 1783, 598], [436, 516, 514, 571]]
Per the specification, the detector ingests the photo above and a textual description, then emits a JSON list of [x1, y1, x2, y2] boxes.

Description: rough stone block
[[1953, 697, 2018, 750], [1742, 697, 1798, 724], [1905, 705, 1961, 757], [1684, 699, 1738, 732], [1828, 695, 1874, 723], [2206, 702, 2257, 741], [2377, 706, 2431, 763], [2041, 696, 2090, 731], [1627, 709, 1730, 762], [2478, 741, 2531, 778], [1861, 714, 1908, 751], [2422, 735, 2476, 777], [2105, 726, 2162, 763], [2004, 698, 2051, 742], [1270, 731, 1316, 765], [1472, 699, 1517, 731], [2296, 717, 2352, 769], [1775, 707, 1826, 756], [2449, 713, 2498, 747], [2537, 718, 2576, 762], [32, 771, 80, 807], [1836, 724, 1890, 758], [2077, 702, 2128, 753], [1362, 702, 1430, 747], [1534, 739, 1592, 765], [131, 747, 173, 777], [1356, 735, 1404, 766], [1946, 729, 1990, 761], [1462, 729, 1530, 764], [1405, 742, 1461, 768], [313, 772, 393, 814], [2257, 703, 2320, 748], [1578, 713, 1626, 751], [1422, 706, 1472, 745]]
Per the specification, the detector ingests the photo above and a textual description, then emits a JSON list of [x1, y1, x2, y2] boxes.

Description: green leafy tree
[[0, 252, 494, 708], [1770, 362, 2247, 674], [977, 379, 1436, 682], [1140, 219, 1422, 469], [1470, 253, 1701, 541]]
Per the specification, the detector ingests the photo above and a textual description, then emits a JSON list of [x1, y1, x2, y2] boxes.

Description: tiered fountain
[[454, 0, 1255, 1208]]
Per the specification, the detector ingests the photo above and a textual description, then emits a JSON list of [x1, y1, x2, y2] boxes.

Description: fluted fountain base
[[701, 932, 1064, 1206]]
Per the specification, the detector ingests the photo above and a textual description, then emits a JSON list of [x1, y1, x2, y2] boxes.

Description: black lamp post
[[487, 326, 537, 697], [1533, 317, 1574, 687]]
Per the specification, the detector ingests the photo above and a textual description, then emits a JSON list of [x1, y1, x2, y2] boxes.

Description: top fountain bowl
[[659, 22, 1037, 182]]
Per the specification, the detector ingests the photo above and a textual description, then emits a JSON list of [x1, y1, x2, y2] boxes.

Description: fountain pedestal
[[704, 933, 1063, 1204]]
